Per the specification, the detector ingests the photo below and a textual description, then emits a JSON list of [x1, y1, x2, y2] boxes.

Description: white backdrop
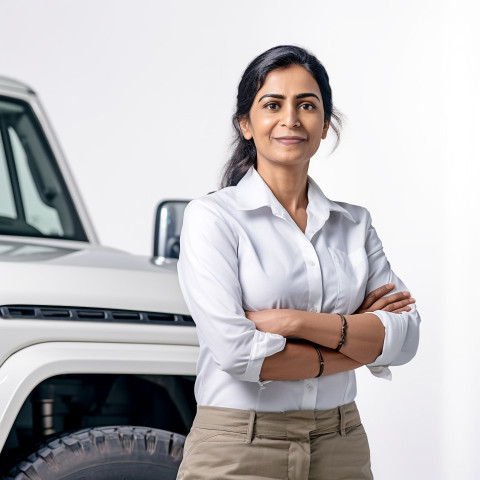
[[1, 1, 478, 478]]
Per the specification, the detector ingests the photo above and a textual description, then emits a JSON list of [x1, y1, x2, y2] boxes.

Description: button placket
[[277, 210, 323, 322], [300, 378, 318, 410], [300, 235, 322, 320]]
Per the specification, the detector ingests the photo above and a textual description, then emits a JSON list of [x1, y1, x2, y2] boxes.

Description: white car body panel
[[0, 319, 198, 368], [0, 239, 189, 314]]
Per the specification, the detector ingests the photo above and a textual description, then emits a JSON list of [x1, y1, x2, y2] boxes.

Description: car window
[[0, 96, 87, 240], [8, 126, 64, 236]]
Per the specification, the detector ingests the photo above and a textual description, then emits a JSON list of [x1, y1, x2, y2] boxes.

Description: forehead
[[257, 65, 321, 97]]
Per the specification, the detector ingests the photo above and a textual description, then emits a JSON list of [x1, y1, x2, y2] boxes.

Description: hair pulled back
[[220, 45, 342, 188]]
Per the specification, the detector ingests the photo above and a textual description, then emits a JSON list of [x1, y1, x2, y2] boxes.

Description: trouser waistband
[[193, 401, 361, 443]]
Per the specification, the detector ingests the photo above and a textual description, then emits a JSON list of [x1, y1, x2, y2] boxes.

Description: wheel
[[4, 426, 185, 480]]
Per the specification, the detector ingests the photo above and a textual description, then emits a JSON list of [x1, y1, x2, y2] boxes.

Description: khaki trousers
[[176, 401, 373, 480]]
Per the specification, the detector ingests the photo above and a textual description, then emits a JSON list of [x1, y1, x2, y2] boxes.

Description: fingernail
[[410, 298, 416, 302], [403, 291, 410, 297], [386, 283, 394, 288]]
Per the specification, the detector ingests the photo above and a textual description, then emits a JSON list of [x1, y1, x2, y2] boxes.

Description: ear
[[239, 115, 253, 140], [321, 120, 330, 140]]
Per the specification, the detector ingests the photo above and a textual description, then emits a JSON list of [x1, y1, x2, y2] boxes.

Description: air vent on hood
[[0, 305, 194, 326]]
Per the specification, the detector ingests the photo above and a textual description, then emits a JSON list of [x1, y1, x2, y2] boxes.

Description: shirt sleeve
[[177, 198, 286, 383], [363, 210, 421, 380]]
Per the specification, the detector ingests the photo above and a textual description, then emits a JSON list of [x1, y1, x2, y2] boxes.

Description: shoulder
[[332, 200, 373, 226], [184, 187, 238, 220], [329, 201, 383, 251], [182, 189, 239, 242]]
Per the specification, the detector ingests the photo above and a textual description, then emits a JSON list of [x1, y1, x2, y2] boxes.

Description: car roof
[[0, 76, 35, 94]]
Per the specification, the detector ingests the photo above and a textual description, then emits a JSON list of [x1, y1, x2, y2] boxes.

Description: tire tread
[[2, 426, 185, 480]]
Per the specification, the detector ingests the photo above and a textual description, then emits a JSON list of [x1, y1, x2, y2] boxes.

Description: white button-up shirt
[[177, 165, 420, 412]]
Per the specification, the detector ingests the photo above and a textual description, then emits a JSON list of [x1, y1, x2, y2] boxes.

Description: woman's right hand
[[355, 283, 415, 314]]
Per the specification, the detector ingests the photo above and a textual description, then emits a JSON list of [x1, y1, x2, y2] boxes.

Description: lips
[[274, 136, 306, 145]]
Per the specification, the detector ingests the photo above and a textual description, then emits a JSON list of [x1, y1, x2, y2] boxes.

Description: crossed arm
[[245, 283, 416, 381]]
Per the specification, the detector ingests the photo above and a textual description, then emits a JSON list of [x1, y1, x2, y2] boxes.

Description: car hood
[[0, 238, 189, 314]]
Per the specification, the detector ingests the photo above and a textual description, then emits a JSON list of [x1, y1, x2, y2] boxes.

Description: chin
[[271, 158, 309, 167]]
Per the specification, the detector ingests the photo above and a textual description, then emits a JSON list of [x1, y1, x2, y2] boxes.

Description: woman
[[176, 45, 420, 480]]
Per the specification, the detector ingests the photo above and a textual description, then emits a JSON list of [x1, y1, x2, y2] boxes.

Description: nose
[[281, 104, 300, 128]]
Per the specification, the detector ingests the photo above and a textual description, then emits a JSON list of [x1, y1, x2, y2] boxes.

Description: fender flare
[[0, 341, 198, 452]]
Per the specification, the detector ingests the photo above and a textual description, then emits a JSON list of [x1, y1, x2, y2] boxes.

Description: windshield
[[0, 96, 87, 241]]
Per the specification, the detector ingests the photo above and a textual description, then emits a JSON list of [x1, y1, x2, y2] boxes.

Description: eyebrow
[[258, 93, 321, 102]]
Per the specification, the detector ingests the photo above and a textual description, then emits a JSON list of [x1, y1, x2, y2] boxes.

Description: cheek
[[308, 126, 323, 146], [307, 119, 325, 144], [251, 119, 275, 142]]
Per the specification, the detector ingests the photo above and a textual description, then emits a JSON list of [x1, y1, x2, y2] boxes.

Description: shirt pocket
[[328, 246, 369, 314]]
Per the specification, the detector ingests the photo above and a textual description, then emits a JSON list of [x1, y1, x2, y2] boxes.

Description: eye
[[264, 102, 280, 110], [300, 103, 315, 111]]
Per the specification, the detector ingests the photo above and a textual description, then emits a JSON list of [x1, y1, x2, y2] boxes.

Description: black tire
[[4, 426, 185, 480]]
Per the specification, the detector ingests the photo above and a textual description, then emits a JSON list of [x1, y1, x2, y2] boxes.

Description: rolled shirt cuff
[[366, 365, 392, 380], [237, 329, 286, 383], [365, 309, 409, 380]]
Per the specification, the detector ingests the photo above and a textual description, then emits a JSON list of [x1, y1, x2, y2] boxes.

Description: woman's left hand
[[355, 283, 415, 314], [244, 309, 295, 337]]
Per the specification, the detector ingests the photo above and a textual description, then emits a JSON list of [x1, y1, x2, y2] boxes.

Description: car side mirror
[[153, 200, 190, 259]]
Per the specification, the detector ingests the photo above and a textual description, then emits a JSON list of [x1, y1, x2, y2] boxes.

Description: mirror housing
[[153, 199, 190, 260]]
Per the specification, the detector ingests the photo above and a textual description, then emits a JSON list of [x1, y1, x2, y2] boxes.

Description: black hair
[[220, 45, 342, 188]]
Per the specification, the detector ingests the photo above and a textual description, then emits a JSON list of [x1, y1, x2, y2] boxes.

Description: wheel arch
[[0, 341, 198, 452]]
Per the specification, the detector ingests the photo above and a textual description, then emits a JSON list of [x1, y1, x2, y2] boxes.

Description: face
[[239, 65, 329, 170]]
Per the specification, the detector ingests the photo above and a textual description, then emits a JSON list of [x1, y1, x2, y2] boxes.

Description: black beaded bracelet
[[313, 344, 325, 377], [335, 314, 347, 352]]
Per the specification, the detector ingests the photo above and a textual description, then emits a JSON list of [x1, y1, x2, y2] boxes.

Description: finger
[[382, 297, 414, 312], [358, 283, 395, 310], [392, 306, 412, 314], [382, 298, 415, 312], [370, 291, 411, 310]]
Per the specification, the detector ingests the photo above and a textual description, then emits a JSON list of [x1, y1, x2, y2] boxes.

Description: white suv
[[0, 76, 197, 479]]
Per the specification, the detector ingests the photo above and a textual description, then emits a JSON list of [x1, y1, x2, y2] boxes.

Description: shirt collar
[[233, 165, 356, 224]]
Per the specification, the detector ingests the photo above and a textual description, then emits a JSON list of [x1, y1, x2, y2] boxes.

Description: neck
[[256, 162, 309, 214]]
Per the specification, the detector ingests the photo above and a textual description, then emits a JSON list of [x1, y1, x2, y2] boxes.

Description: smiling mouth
[[274, 136, 306, 145]]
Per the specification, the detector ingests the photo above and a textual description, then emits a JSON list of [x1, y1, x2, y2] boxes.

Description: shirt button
[[308, 259, 316, 267], [306, 383, 313, 391], [310, 307, 317, 313]]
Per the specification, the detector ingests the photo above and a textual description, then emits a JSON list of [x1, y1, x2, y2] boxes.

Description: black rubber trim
[[0, 305, 194, 326]]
